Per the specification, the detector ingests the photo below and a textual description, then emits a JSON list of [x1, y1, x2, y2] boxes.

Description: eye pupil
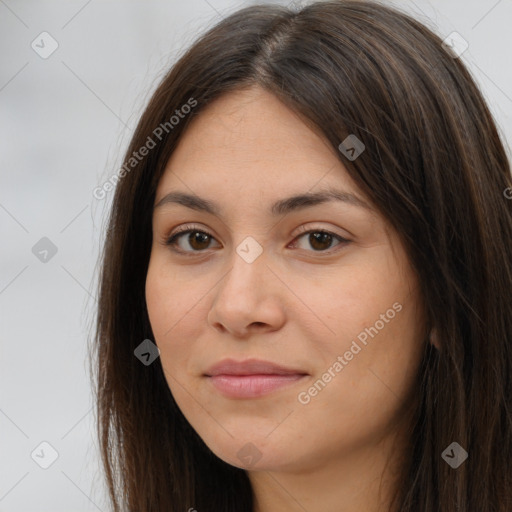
[[310, 232, 332, 251], [189, 231, 210, 250]]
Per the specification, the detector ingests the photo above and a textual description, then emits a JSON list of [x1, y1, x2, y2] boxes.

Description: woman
[[92, 1, 512, 511]]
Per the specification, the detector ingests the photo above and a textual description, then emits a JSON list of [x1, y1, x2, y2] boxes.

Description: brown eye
[[291, 229, 350, 253], [187, 231, 212, 250], [164, 225, 350, 256], [165, 227, 219, 254], [308, 232, 334, 251]]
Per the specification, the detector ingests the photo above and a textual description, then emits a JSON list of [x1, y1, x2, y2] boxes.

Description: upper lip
[[204, 358, 308, 376]]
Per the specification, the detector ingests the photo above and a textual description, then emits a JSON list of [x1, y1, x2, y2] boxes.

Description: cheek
[[146, 262, 171, 339], [146, 252, 196, 330], [295, 257, 410, 352], [145, 254, 216, 384], [313, 293, 423, 420], [145, 258, 192, 363], [294, 306, 423, 461], [295, 250, 424, 410]]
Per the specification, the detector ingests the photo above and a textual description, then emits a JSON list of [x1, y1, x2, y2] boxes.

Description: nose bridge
[[207, 234, 284, 334], [211, 237, 280, 327], [219, 236, 268, 300]]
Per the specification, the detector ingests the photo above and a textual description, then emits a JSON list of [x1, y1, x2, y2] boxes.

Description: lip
[[204, 358, 308, 377], [204, 358, 309, 399]]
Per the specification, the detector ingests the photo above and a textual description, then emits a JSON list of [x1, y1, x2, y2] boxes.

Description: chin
[[199, 428, 298, 471]]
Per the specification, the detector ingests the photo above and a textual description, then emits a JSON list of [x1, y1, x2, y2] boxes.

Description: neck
[[249, 421, 408, 512]]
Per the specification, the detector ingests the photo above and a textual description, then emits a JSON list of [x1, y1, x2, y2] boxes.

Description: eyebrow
[[153, 186, 372, 216]]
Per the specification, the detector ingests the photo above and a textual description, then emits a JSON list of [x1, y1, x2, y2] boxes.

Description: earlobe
[[429, 328, 441, 351]]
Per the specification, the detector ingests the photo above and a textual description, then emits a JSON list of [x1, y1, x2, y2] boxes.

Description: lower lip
[[207, 374, 307, 398]]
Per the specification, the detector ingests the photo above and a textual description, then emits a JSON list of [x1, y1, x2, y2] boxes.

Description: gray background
[[1, 0, 511, 510]]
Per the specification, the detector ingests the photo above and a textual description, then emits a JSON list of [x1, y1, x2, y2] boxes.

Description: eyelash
[[164, 223, 350, 256]]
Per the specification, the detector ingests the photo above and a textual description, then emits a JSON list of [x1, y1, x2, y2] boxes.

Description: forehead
[[157, 86, 361, 200]]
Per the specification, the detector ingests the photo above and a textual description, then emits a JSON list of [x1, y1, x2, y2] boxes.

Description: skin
[[145, 85, 427, 512]]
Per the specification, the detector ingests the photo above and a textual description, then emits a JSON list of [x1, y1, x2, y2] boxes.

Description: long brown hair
[[91, 1, 512, 510]]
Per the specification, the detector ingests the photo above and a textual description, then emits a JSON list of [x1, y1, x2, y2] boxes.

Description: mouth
[[204, 358, 309, 399]]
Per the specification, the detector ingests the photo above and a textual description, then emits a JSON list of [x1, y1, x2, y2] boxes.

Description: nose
[[207, 245, 286, 338]]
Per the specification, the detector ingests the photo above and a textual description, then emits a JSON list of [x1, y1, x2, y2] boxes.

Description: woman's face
[[145, 85, 426, 472]]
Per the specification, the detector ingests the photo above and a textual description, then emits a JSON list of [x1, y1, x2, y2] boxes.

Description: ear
[[429, 328, 441, 351]]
